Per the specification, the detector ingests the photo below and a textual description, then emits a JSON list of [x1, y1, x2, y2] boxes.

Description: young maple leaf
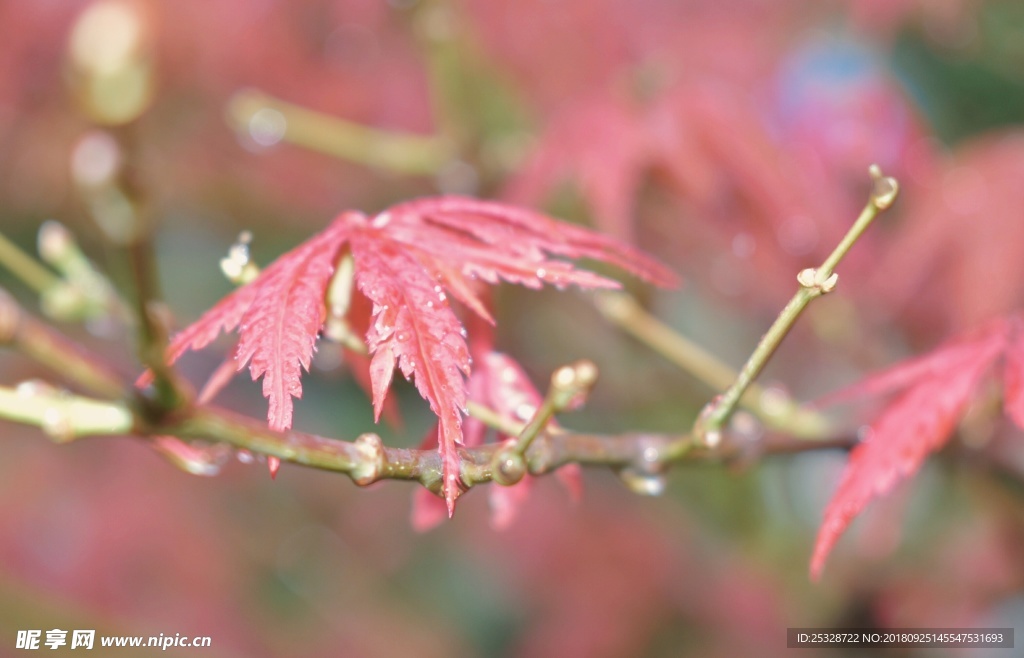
[[810, 319, 1011, 580], [157, 196, 676, 507]]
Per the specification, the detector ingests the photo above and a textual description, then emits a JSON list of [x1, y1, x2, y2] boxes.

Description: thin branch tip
[[869, 164, 899, 210]]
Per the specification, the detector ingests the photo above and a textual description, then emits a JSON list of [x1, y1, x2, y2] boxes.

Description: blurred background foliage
[[1, 0, 1024, 656]]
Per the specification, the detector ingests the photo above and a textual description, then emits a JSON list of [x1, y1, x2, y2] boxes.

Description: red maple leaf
[[810, 318, 1014, 580], [156, 196, 676, 509]]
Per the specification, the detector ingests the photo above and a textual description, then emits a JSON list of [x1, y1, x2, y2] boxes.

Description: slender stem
[[0, 385, 133, 440], [488, 360, 598, 485], [466, 400, 524, 437], [694, 165, 899, 442], [38, 220, 130, 321], [226, 90, 453, 176], [0, 382, 854, 493], [0, 304, 854, 490], [0, 287, 126, 398], [594, 290, 829, 438], [0, 231, 61, 294], [73, 127, 188, 412]]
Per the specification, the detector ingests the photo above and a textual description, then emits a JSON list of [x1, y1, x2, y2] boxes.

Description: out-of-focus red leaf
[[477, 352, 546, 530], [875, 133, 1024, 336], [196, 343, 242, 405], [476, 352, 584, 528], [1003, 319, 1024, 429], [411, 487, 450, 533], [505, 79, 870, 303], [464, 0, 804, 111], [411, 351, 584, 531], [505, 94, 649, 241], [813, 326, 1008, 408], [810, 321, 1008, 579], [410, 426, 451, 532]]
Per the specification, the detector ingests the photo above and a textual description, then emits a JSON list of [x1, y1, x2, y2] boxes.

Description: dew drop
[[426, 301, 434, 309], [515, 403, 536, 420], [536, 267, 548, 280], [370, 211, 392, 228], [16, 380, 46, 397], [247, 108, 287, 147], [397, 332, 409, 342], [158, 439, 229, 476], [237, 449, 255, 464], [618, 469, 667, 496], [373, 317, 394, 340]]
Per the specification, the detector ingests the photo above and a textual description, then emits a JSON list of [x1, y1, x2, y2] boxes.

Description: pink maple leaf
[[810, 320, 1009, 580], [156, 196, 676, 507]]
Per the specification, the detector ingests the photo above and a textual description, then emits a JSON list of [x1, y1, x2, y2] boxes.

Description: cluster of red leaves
[[506, 72, 928, 306], [871, 133, 1024, 337], [810, 315, 1024, 579], [156, 197, 676, 513]]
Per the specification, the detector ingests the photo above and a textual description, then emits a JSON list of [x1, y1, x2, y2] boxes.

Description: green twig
[[72, 128, 188, 412], [593, 290, 830, 438], [466, 401, 524, 437], [0, 231, 61, 294], [0, 287, 126, 398], [489, 360, 598, 485], [226, 90, 453, 175], [0, 384, 132, 441], [693, 164, 899, 444], [37, 220, 131, 322]]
